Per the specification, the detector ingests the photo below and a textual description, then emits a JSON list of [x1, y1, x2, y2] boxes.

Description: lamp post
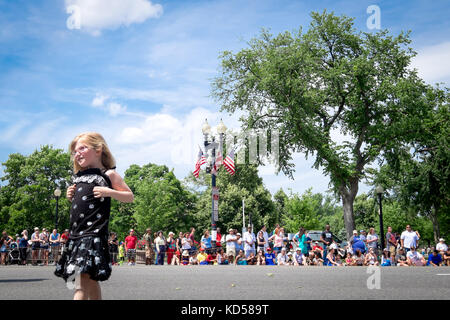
[[375, 185, 385, 250], [54, 188, 62, 231], [202, 119, 227, 252]]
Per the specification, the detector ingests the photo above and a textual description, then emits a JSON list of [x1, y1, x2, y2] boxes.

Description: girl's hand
[[67, 184, 76, 201], [93, 186, 111, 198]]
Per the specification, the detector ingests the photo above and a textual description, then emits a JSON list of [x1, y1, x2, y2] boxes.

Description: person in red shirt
[[206, 251, 217, 265], [125, 229, 138, 266], [216, 227, 222, 249]]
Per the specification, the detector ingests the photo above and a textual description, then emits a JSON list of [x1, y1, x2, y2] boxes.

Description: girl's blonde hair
[[69, 132, 116, 173]]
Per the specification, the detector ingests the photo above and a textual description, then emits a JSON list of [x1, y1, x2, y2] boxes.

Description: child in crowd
[[235, 250, 247, 265], [381, 249, 391, 266]]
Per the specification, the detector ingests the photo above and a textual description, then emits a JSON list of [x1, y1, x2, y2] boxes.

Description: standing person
[[31, 228, 41, 265], [108, 232, 119, 266], [320, 225, 334, 265], [143, 228, 154, 266], [215, 227, 222, 250], [49, 229, 61, 264], [200, 230, 212, 253], [18, 230, 29, 265], [189, 228, 197, 251], [125, 229, 138, 266], [1, 231, 13, 265], [40, 228, 49, 266], [55, 132, 134, 300], [181, 232, 192, 254], [366, 228, 379, 257], [225, 229, 237, 264], [257, 230, 266, 253], [176, 232, 184, 254], [166, 232, 176, 265], [260, 225, 270, 252], [243, 225, 256, 258], [385, 226, 397, 259], [269, 228, 284, 255], [235, 232, 244, 254], [155, 231, 166, 265], [400, 225, 419, 253]]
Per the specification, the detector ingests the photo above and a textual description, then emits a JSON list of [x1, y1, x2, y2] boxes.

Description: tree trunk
[[340, 180, 358, 241], [430, 205, 441, 244]]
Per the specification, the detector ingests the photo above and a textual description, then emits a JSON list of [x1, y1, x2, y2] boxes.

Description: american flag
[[193, 147, 206, 178], [211, 144, 223, 176], [223, 148, 236, 175]]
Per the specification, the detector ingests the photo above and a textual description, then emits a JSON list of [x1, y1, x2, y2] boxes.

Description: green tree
[[0, 146, 72, 234], [125, 163, 196, 235], [212, 10, 434, 240]]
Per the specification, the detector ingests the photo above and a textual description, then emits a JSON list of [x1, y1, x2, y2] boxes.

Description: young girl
[[54, 132, 133, 300]]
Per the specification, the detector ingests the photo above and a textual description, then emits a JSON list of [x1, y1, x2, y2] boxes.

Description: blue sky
[[1, 0, 449, 197]]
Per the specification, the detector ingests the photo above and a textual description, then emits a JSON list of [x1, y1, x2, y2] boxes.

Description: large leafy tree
[[212, 10, 433, 239], [374, 94, 449, 242], [0, 146, 72, 234]]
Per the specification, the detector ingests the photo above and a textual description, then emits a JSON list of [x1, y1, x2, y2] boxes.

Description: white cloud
[[65, 0, 163, 35], [91, 94, 108, 107], [411, 41, 450, 84]]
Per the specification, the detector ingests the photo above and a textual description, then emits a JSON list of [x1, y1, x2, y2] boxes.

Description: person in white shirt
[[293, 247, 305, 266], [436, 238, 448, 255], [243, 225, 256, 258], [400, 225, 419, 252], [366, 227, 379, 256], [277, 247, 289, 266], [225, 229, 237, 263]]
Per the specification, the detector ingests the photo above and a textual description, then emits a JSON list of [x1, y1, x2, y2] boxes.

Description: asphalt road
[[0, 264, 449, 300]]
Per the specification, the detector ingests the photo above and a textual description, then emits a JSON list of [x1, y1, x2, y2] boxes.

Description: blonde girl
[[54, 132, 133, 300]]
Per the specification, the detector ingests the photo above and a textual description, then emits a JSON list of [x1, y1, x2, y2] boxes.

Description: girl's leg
[[73, 274, 102, 300], [87, 278, 102, 300]]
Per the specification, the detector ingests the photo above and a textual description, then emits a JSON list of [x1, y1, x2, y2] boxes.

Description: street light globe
[[54, 188, 62, 197], [202, 119, 211, 135], [216, 119, 227, 135], [375, 186, 384, 195]]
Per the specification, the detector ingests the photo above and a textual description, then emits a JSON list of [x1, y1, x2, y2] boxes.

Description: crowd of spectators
[[1, 224, 449, 267]]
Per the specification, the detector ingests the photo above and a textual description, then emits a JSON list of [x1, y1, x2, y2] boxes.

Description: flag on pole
[[223, 148, 236, 175], [193, 147, 206, 178], [211, 142, 223, 176]]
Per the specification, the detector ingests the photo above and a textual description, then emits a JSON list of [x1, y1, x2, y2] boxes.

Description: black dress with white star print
[[55, 168, 114, 282]]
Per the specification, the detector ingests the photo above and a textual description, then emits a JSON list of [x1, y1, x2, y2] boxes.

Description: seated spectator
[[395, 248, 409, 266], [381, 249, 392, 266], [444, 248, 450, 266], [171, 250, 181, 265], [312, 251, 323, 266], [256, 249, 266, 265], [189, 252, 198, 265], [246, 251, 257, 265], [235, 250, 247, 265], [197, 248, 208, 265], [305, 252, 315, 266], [181, 250, 190, 265], [353, 249, 364, 266], [277, 248, 289, 266], [293, 248, 305, 266], [335, 253, 343, 266], [406, 246, 426, 266], [436, 238, 448, 256], [312, 241, 323, 253], [326, 248, 339, 266], [206, 251, 218, 265], [364, 247, 379, 266], [264, 248, 276, 265], [427, 250, 443, 267], [217, 248, 229, 265], [344, 252, 354, 266]]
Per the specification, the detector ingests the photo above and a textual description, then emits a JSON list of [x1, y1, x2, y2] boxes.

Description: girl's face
[[73, 140, 100, 169]]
